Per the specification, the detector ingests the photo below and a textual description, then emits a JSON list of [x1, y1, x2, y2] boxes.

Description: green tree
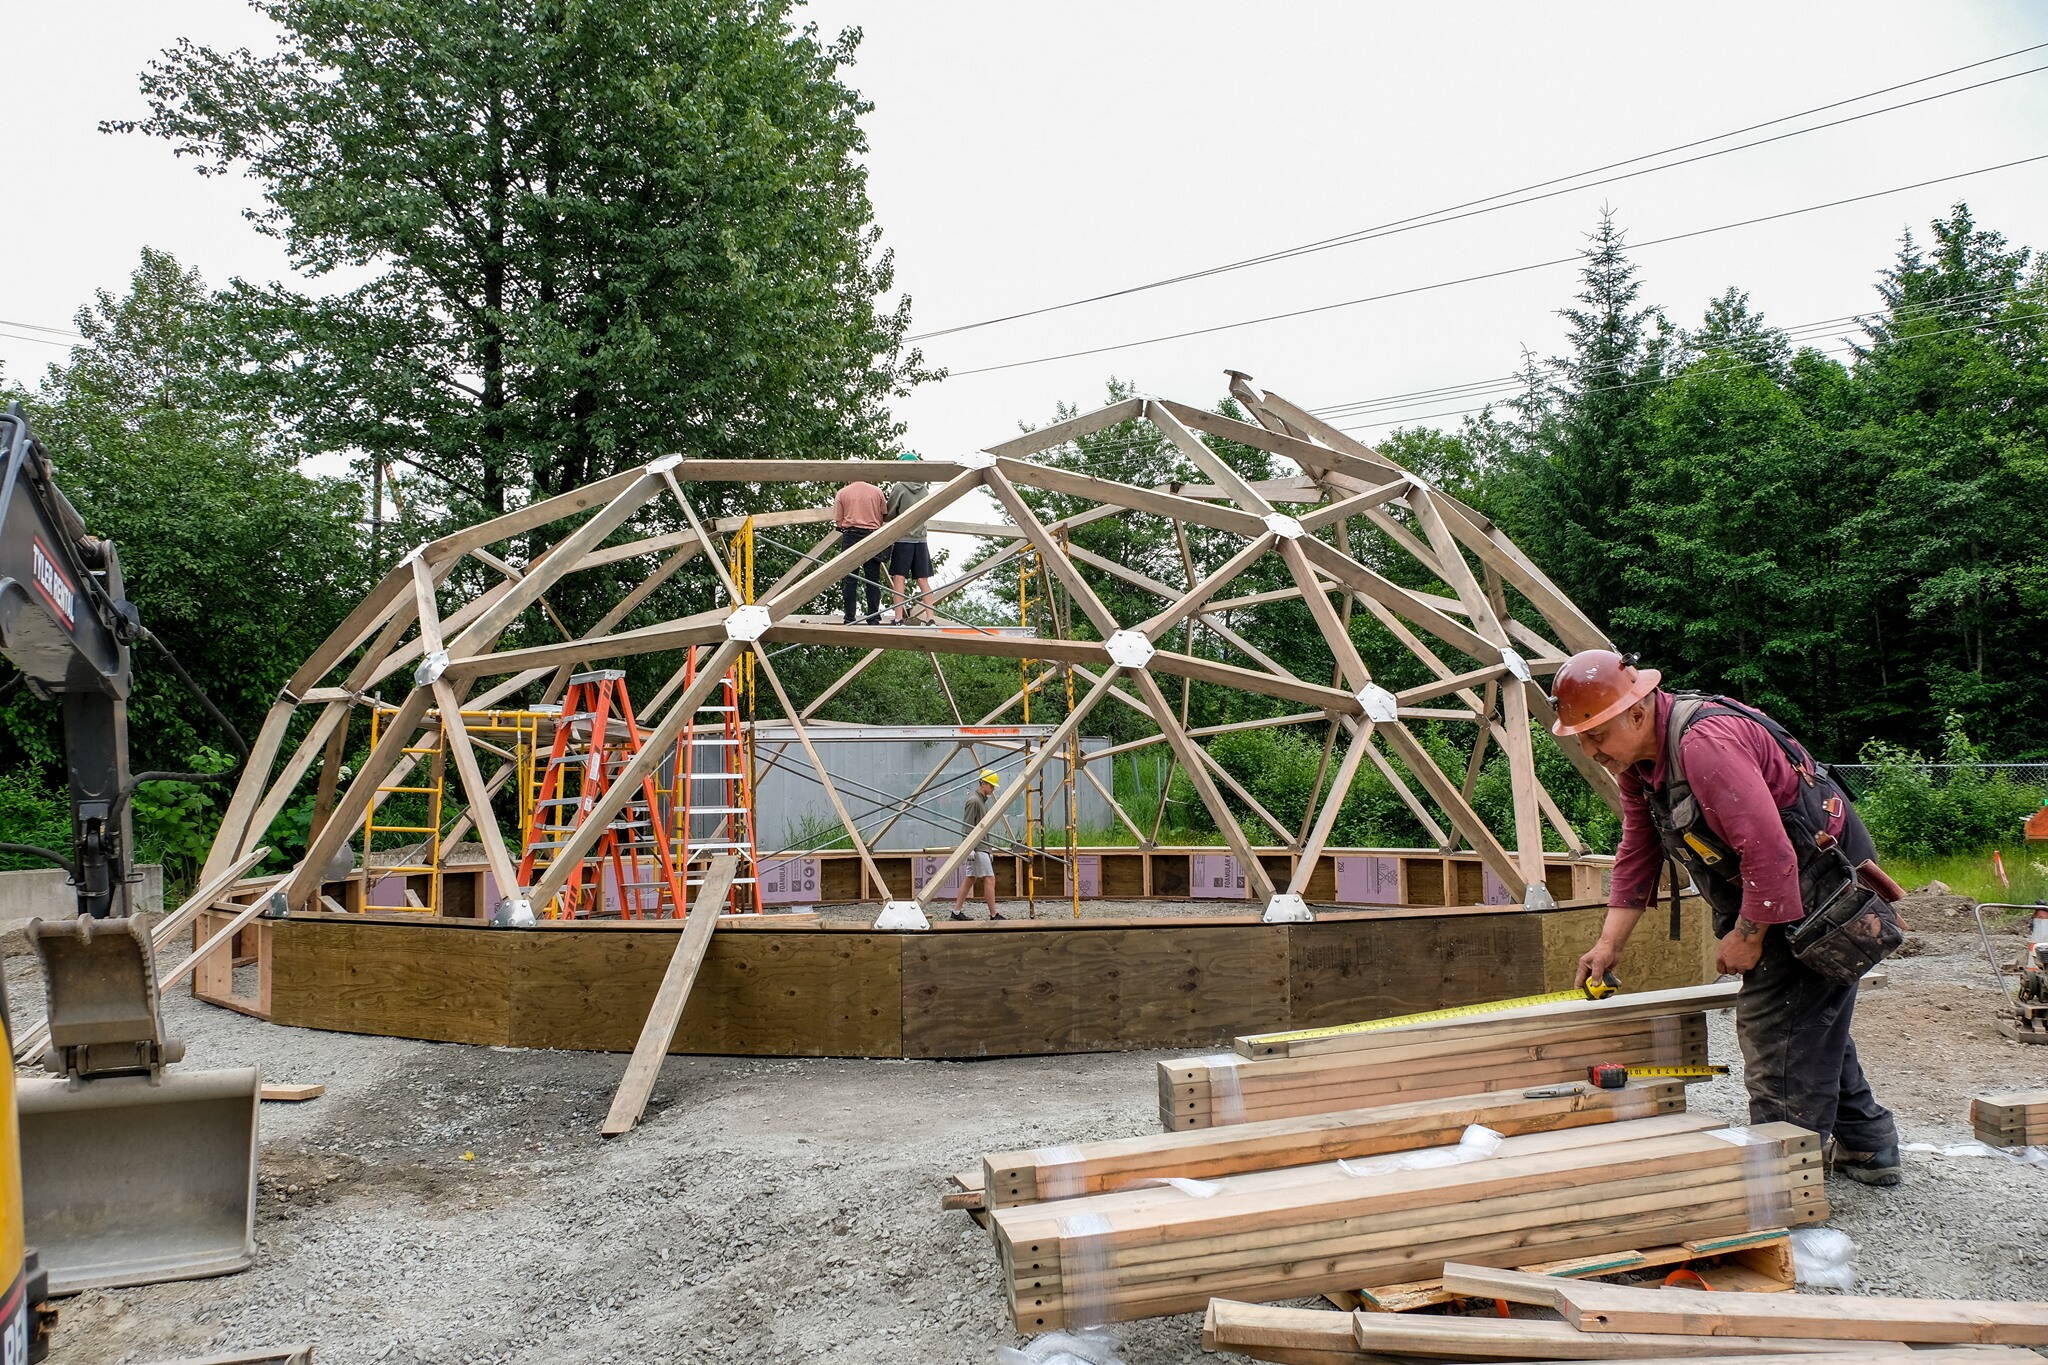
[[1500, 210, 1670, 624], [1843, 204, 2048, 751], [0, 249, 367, 879], [113, 0, 928, 534]]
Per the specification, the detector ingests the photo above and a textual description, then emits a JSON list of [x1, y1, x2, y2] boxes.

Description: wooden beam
[[600, 856, 739, 1138], [445, 475, 660, 655], [913, 668, 1122, 906], [1286, 719, 1374, 897], [1137, 531, 1280, 644], [984, 396, 1145, 459], [747, 644, 893, 899], [996, 458, 1267, 538], [445, 610, 730, 681], [1145, 399, 1272, 513], [1125, 669, 1277, 900], [1441, 1263, 2048, 1347], [985, 469, 1121, 639]]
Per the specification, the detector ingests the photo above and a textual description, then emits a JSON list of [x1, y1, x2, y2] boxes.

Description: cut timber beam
[[980, 1080, 1683, 1208], [1443, 1264, 2048, 1345], [601, 856, 740, 1138], [1237, 981, 1740, 1059]]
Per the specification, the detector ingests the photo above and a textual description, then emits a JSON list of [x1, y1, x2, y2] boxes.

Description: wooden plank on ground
[[1347, 1308, 1913, 1358], [1203, 1299, 1365, 1365], [260, 1083, 326, 1103], [601, 856, 740, 1138], [1442, 1263, 2048, 1345]]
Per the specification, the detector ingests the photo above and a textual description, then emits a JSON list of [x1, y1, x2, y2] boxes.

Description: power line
[[0, 330, 80, 350], [1005, 287, 2037, 468], [0, 318, 85, 341], [940, 152, 2048, 378], [1310, 285, 2022, 422], [1334, 307, 2045, 434], [908, 41, 2048, 342]]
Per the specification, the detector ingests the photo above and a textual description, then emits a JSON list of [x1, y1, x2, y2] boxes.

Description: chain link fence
[[1828, 761, 2048, 799]]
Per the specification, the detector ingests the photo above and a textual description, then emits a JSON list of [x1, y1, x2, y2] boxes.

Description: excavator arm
[[0, 404, 258, 1313], [0, 400, 138, 919]]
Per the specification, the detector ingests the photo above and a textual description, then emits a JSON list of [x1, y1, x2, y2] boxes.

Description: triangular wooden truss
[[198, 374, 1620, 926]]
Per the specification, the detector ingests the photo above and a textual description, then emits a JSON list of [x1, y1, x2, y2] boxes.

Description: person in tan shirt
[[884, 452, 935, 624], [831, 480, 887, 624]]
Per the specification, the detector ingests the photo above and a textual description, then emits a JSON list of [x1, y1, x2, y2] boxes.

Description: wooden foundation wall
[[192, 860, 1716, 1060]]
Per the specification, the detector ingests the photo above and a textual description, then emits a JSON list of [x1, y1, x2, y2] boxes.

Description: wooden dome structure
[[197, 373, 1620, 928]]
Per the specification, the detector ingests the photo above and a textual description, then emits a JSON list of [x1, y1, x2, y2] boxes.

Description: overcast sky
[[6, 2, 2047, 465]]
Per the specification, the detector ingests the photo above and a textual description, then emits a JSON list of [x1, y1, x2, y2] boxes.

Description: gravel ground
[[14, 895, 2048, 1365]]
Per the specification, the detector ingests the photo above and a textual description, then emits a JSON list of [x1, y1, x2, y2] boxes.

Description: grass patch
[[1880, 843, 2048, 906]]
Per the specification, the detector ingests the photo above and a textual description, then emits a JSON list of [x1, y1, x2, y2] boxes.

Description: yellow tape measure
[[1591, 1062, 1729, 1088], [1246, 973, 1622, 1048]]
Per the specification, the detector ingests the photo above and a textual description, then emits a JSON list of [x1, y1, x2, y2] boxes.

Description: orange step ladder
[[517, 670, 686, 919]]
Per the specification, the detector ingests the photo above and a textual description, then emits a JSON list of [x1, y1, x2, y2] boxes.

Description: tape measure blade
[[1248, 985, 1595, 1048]]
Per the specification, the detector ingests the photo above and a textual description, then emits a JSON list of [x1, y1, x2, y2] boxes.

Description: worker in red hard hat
[[1554, 648, 1905, 1187]]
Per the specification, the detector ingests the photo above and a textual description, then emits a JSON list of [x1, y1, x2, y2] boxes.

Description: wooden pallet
[[1323, 1227, 1794, 1314]]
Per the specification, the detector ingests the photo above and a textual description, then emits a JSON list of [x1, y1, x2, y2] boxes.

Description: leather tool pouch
[[1786, 858, 1905, 984]]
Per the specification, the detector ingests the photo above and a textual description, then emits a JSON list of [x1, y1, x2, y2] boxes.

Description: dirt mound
[[1897, 883, 1980, 923]]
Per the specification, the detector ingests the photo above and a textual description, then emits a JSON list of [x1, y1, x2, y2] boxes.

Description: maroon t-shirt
[[1610, 691, 1845, 925]]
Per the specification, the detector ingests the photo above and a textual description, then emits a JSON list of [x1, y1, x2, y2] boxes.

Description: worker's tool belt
[[1641, 694, 1902, 983]]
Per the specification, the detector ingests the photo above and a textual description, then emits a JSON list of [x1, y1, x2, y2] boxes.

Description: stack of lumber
[[976, 1080, 1684, 1211], [1163, 982, 1732, 1131], [1970, 1089, 2048, 1148], [989, 1114, 1824, 1331]]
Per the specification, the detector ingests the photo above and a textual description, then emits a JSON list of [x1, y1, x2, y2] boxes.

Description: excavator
[[0, 403, 261, 1359]]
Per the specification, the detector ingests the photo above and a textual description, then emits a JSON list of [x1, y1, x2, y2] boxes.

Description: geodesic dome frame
[[198, 373, 1620, 926]]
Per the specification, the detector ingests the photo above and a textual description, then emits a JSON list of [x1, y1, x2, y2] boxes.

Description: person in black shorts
[[884, 453, 936, 624]]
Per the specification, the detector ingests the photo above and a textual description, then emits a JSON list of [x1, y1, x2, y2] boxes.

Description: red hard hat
[[1550, 649, 1661, 736]]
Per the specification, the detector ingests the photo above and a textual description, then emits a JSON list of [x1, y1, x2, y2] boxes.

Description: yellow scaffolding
[[361, 704, 549, 914]]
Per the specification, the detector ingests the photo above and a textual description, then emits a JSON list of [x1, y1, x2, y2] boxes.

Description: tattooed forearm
[[1734, 917, 1765, 939]]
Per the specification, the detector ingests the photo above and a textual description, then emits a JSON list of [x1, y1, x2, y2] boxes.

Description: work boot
[[1832, 1143, 1903, 1186]]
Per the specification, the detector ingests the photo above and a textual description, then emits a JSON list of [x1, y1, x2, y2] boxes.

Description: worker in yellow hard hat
[[950, 770, 1006, 921]]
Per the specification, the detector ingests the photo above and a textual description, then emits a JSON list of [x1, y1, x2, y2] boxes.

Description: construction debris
[[1969, 1089, 2048, 1148]]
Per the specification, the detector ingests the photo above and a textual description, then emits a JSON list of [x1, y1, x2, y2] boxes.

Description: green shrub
[[1857, 714, 2045, 858], [0, 766, 73, 870]]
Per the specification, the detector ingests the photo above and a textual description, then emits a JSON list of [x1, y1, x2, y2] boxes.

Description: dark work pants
[[1735, 925, 1897, 1152], [840, 528, 882, 622]]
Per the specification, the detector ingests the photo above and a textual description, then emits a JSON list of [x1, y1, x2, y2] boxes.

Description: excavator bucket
[[18, 915, 259, 1294], [17, 1068, 258, 1294]]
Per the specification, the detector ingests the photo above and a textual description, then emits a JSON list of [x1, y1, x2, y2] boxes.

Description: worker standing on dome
[[1556, 649, 1906, 1187]]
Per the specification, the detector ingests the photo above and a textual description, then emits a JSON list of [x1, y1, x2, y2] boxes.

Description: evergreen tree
[[1844, 205, 2048, 751], [1500, 210, 1668, 623], [0, 249, 366, 771], [1682, 287, 1792, 378]]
